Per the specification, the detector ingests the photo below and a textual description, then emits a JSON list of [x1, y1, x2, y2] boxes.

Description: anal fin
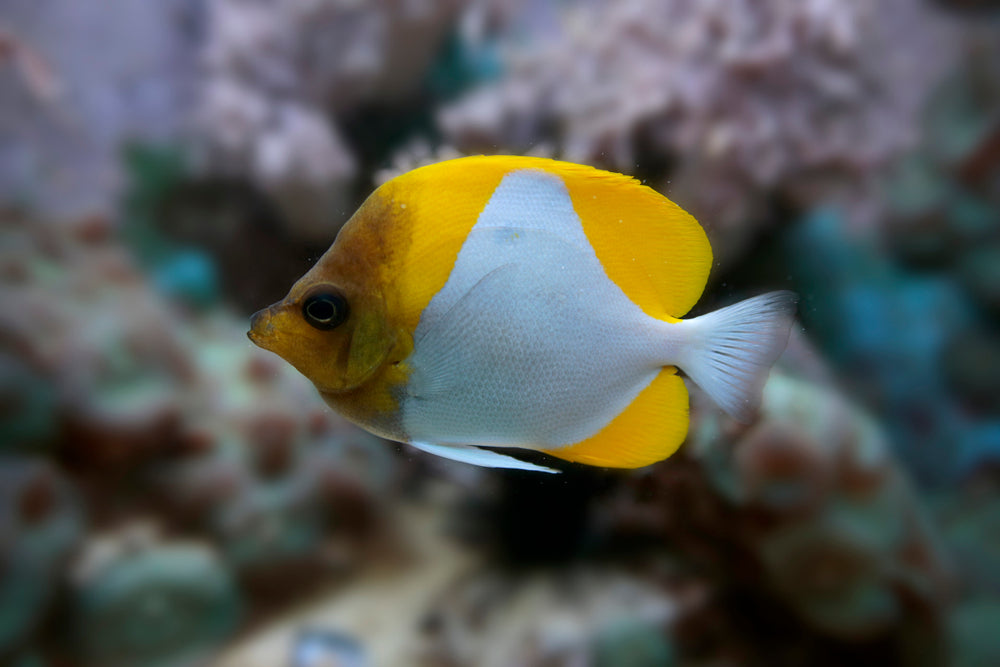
[[408, 441, 560, 474], [542, 369, 689, 468]]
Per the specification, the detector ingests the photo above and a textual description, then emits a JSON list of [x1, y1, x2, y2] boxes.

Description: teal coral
[[0, 460, 83, 658], [592, 617, 676, 667], [69, 539, 240, 667], [689, 372, 952, 640], [948, 599, 1000, 666]]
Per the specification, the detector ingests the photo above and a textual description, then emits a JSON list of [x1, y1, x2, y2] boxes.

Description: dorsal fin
[[381, 155, 711, 321], [550, 161, 712, 320]]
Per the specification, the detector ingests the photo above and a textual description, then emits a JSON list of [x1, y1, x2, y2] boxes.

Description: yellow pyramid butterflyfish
[[248, 156, 797, 473]]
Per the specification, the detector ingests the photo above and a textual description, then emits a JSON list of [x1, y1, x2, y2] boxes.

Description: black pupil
[[303, 293, 347, 330], [308, 299, 335, 321]]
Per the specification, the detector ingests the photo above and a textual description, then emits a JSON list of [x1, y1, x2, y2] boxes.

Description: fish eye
[[302, 290, 349, 330]]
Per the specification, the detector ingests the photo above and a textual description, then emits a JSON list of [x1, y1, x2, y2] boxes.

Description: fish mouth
[[247, 307, 275, 349]]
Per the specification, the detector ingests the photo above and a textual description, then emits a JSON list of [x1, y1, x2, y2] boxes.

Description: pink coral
[[439, 0, 958, 260], [197, 0, 466, 238]]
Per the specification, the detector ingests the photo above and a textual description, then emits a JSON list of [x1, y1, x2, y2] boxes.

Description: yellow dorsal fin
[[541, 368, 689, 468], [385, 155, 711, 321], [552, 162, 712, 320]]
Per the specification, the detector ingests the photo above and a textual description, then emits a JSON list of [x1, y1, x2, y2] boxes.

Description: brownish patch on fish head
[[248, 195, 402, 394]]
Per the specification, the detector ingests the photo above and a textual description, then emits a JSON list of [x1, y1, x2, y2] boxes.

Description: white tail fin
[[674, 291, 797, 423]]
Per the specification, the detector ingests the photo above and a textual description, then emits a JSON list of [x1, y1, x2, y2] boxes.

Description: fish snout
[[247, 307, 274, 346]]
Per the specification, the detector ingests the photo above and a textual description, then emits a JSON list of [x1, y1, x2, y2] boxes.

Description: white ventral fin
[[408, 441, 560, 474]]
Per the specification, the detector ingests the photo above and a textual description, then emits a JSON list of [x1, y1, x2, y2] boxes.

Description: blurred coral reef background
[[1, 0, 999, 665]]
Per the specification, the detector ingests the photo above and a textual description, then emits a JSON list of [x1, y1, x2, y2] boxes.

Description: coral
[[373, 139, 468, 186], [117, 143, 326, 314], [0, 459, 83, 659], [438, 0, 958, 262], [697, 373, 951, 640], [216, 492, 686, 667], [65, 526, 240, 667], [196, 0, 467, 238], [789, 191, 1000, 483], [0, 211, 197, 468], [591, 616, 676, 667], [935, 480, 1000, 598], [959, 244, 1000, 315], [594, 367, 952, 658], [166, 434, 387, 597], [0, 203, 396, 661], [3, 5, 997, 666], [941, 330, 1000, 414], [948, 598, 1000, 666], [407, 567, 679, 666], [882, 37, 1000, 283], [785, 206, 989, 482], [0, 0, 199, 220], [293, 629, 365, 667], [0, 353, 59, 455], [863, 39, 1000, 482]]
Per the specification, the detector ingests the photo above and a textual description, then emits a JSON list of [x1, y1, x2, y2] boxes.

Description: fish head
[[248, 255, 395, 394]]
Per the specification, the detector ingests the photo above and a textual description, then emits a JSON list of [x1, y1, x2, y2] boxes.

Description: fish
[[248, 156, 797, 473]]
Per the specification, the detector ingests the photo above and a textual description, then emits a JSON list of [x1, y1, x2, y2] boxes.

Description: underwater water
[[1, 1, 999, 665]]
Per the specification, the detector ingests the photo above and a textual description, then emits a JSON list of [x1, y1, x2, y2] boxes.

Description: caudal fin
[[674, 291, 797, 423]]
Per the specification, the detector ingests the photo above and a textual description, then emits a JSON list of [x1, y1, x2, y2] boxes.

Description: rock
[[0, 459, 83, 657], [592, 617, 675, 667], [66, 535, 240, 667], [948, 599, 1000, 666]]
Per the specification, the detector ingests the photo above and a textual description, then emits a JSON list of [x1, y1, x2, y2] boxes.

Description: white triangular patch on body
[[403, 169, 677, 453], [410, 170, 593, 326], [476, 170, 593, 249]]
